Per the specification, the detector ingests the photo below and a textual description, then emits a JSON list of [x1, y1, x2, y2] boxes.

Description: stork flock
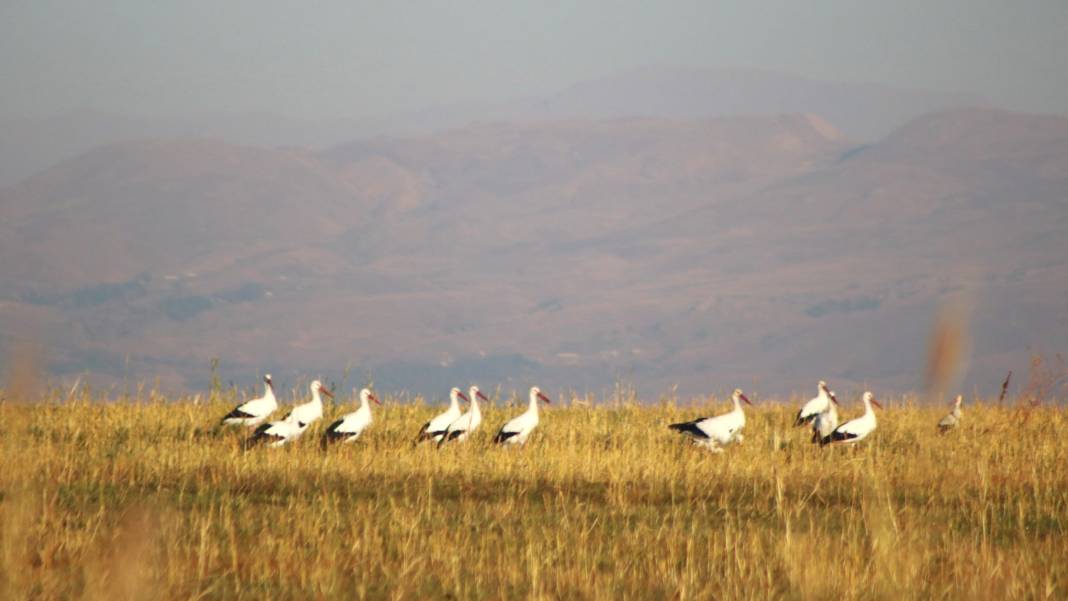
[[222, 375, 963, 451], [224, 376, 551, 448]]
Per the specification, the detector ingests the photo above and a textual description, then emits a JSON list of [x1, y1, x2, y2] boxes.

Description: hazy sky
[[2, 0, 1066, 121]]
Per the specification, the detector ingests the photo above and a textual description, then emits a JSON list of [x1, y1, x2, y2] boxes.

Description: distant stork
[[415, 387, 467, 443], [668, 388, 752, 452], [322, 388, 380, 445], [493, 386, 552, 445], [820, 391, 881, 446], [795, 380, 834, 427], [221, 374, 277, 427], [439, 385, 488, 445], [810, 390, 840, 443], [937, 394, 963, 434], [247, 380, 332, 447]]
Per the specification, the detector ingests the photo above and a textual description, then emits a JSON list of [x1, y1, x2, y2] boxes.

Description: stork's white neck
[[732, 395, 744, 412], [529, 389, 540, 414], [469, 389, 481, 416]]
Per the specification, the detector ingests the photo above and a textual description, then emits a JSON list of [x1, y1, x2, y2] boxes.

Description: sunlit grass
[[1, 389, 1065, 600]]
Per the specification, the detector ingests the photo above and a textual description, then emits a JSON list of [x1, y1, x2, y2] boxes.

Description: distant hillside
[[0, 67, 974, 187], [1, 109, 1065, 398]]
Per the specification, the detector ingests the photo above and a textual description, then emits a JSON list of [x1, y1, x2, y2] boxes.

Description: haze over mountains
[[0, 67, 973, 188], [1, 69, 1065, 399]]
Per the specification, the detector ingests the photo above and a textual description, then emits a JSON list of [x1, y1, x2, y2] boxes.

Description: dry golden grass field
[[1, 389, 1066, 600]]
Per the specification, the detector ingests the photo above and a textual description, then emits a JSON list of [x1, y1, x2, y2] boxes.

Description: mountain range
[[0, 67, 974, 188], [1, 106, 1066, 399]]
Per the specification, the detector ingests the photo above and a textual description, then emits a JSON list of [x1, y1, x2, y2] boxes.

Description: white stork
[[439, 385, 488, 445], [493, 386, 552, 445], [668, 388, 752, 452], [247, 380, 333, 447], [415, 387, 468, 443], [322, 388, 380, 445], [795, 380, 834, 427], [820, 391, 881, 446], [221, 374, 277, 427], [810, 390, 840, 443], [937, 394, 963, 434]]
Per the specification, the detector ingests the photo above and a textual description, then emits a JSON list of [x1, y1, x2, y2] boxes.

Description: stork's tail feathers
[[321, 420, 347, 449], [493, 429, 520, 444], [413, 422, 432, 445], [244, 424, 272, 449], [668, 421, 709, 439]]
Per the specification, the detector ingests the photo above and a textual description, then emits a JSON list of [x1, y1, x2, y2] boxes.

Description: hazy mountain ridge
[[0, 67, 976, 188], [1, 108, 1065, 397]]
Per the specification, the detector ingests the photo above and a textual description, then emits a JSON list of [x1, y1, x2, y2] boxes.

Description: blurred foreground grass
[[1, 389, 1065, 600]]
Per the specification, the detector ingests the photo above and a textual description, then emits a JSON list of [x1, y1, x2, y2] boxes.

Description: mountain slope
[[1, 109, 1064, 396], [0, 67, 975, 187]]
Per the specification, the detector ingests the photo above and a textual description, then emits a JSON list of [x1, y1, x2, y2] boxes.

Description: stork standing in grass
[[820, 391, 880, 446], [811, 390, 840, 443], [668, 388, 752, 452], [795, 380, 834, 427], [493, 386, 552, 445], [247, 380, 332, 447], [322, 388, 380, 445], [439, 385, 488, 445], [415, 387, 468, 443], [937, 394, 963, 434], [221, 374, 277, 427]]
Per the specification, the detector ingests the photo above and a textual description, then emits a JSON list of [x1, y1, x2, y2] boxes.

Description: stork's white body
[[494, 386, 550, 445], [222, 375, 277, 427], [251, 420, 305, 448], [248, 381, 329, 447], [795, 381, 833, 427], [938, 395, 963, 433], [822, 392, 878, 445], [281, 387, 325, 428], [811, 392, 839, 443], [416, 388, 465, 443], [440, 386, 483, 445], [669, 390, 750, 452], [323, 389, 377, 444]]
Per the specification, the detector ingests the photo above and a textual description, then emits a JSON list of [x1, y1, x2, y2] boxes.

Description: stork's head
[[818, 380, 829, 394], [531, 386, 552, 404], [450, 387, 468, 403], [863, 391, 880, 409], [361, 388, 381, 406], [954, 394, 963, 407], [732, 388, 752, 406], [469, 385, 488, 402], [311, 380, 333, 398]]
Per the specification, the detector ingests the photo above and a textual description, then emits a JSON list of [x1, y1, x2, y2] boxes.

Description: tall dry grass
[[1, 388, 1065, 600]]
